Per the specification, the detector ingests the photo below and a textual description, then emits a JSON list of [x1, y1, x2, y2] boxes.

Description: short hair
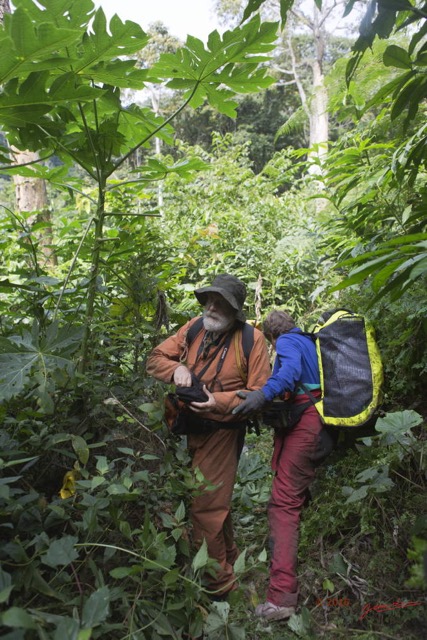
[[263, 310, 296, 341]]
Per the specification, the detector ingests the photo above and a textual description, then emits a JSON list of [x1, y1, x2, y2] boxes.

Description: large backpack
[[304, 309, 383, 428]]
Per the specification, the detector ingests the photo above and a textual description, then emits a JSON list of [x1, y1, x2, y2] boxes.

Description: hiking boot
[[254, 601, 295, 621]]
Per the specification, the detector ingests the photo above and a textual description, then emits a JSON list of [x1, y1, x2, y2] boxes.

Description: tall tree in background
[[215, 0, 359, 174]]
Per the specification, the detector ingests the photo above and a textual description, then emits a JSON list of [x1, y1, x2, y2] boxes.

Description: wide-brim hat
[[194, 273, 246, 322]]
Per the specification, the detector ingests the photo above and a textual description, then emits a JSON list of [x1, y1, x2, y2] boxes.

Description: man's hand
[[173, 365, 192, 387], [190, 386, 217, 413], [232, 389, 266, 416]]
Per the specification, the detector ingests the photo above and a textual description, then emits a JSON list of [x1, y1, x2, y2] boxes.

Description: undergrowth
[[0, 400, 425, 639], [229, 413, 427, 640]]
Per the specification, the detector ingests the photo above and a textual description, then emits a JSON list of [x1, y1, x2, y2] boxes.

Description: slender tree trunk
[[1, 2, 56, 267], [0, 0, 10, 22], [307, 5, 328, 173], [148, 86, 164, 212]]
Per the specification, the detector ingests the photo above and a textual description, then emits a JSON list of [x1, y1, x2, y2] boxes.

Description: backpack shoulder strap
[[186, 316, 204, 345], [301, 331, 317, 342], [234, 323, 255, 384], [241, 322, 255, 362]]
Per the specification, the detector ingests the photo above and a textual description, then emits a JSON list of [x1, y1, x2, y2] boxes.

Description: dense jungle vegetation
[[0, 0, 426, 638]]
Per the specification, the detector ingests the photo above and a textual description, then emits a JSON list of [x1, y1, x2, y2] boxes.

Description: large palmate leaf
[[149, 16, 278, 117], [0, 7, 81, 84], [0, 322, 82, 402], [0, 2, 278, 180]]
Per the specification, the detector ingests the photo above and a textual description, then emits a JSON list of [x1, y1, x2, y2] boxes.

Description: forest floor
[[227, 427, 427, 640]]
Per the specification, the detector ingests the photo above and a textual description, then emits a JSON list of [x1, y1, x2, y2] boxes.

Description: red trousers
[[188, 427, 245, 595], [266, 396, 324, 608]]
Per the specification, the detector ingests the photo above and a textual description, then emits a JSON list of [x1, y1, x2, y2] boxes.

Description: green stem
[[78, 184, 105, 374]]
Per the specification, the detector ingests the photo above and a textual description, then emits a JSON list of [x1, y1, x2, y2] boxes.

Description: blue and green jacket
[[261, 328, 320, 402]]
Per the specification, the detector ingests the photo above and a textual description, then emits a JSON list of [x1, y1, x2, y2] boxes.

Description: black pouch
[[262, 399, 312, 430], [175, 374, 209, 404], [168, 404, 224, 436], [164, 389, 221, 435], [311, 427, 337, 465]]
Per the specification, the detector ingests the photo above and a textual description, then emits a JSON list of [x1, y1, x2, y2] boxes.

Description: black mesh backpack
[[304, 309, 383, 428]]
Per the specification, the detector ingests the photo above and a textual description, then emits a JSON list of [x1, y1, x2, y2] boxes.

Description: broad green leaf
[[81, 586, 110, 628], [391, 76, 427, 120], [0, 569, 13, 605], [257, 548, 267, 562], [371, 257, 408, 291], [163, 568, 180, 586], [0, 11, 81, 84], [95, 456, 109, 475], [204, 602, 230, 634], [156, 543, 176, 569], [323, 578, 335, 592], [356, 465, 389, 484], [383, 45, 412, 69], [242, 0, 265, 23], [192, 539, 209, 571], [175, 501, 186, 523], [0, 586, 13, 604], [109, 567, 134, 579], [344, 485, 368, 504], [72, 435, 89, 466], [328, 553, 348, 575], [408, 256, 427, 280], [375, 410, 422, 437], [0, 352, 39, 400], [150, 16, 277, 117], [364, 71, 415, 112], [73, 15, 148, 75], [288, 607, 312, 636], [234, 549, 247, 575], [382, 233, 427, 247], [1, 607, 37, 629], [52, 616, 80, 640], [0, 323, 80, 402], [41, 535, 79, 568]]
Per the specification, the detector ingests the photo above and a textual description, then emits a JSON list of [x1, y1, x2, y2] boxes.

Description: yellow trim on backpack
[[313, 310, 383, 428]]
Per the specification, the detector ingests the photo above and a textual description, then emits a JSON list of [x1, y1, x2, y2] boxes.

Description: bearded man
[[146, 274, 270, 599]]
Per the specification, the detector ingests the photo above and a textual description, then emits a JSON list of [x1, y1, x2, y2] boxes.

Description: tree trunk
[[0, 2, 56, 267], [307, 4, 329, 174], [0, 0, 10, 22], [11, 149, 57, 266]]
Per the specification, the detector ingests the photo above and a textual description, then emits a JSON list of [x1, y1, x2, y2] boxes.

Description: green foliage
[[0, 321, 82, 410], [0, 412, 220, 638], [0, 0, 279, 379], [0, 0, 426, 638], [150, 16, 278, 117]]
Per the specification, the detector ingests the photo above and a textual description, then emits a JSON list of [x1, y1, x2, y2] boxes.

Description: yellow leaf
[[59, 469, 80, 499]]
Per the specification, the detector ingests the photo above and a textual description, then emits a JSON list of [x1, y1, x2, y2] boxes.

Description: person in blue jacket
[[233, 309, 334, 621]]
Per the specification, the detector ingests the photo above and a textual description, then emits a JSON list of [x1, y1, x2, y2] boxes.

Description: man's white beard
[[203, 310, 235, 333]]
